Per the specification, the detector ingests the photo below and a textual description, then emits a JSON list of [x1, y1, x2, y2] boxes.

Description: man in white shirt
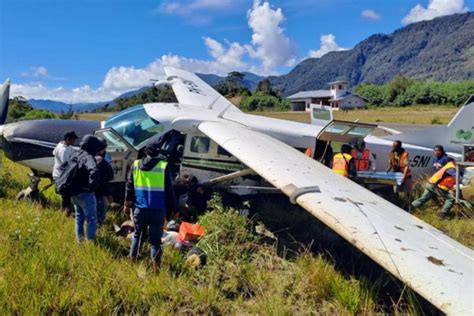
[[53, 130, 78, 214]]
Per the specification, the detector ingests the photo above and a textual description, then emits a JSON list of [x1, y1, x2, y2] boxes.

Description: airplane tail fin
[[383, 95, 474, 153], [445, 95, 474, 144], [0, 79, 11, 125]]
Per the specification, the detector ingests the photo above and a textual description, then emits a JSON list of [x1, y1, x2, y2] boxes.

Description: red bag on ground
[[178, 222, 205, 242]]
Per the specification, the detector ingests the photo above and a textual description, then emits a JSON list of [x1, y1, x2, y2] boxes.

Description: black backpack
[[55, 157, 80, 196]]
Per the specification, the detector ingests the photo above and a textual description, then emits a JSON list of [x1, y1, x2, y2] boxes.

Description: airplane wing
[[197, 120, 473, 315], [164, 67, 241, 113]]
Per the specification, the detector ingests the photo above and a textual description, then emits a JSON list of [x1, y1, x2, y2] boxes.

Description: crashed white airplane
[[0, 69, 473, 314]]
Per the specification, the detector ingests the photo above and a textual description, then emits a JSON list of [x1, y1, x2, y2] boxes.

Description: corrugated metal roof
[[286, 90, 332, 99]]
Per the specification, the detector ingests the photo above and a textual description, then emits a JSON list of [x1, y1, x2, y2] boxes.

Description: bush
[[431, 116, 442, 124], [354, 77, 474, 107], [23, 109, 57, 120], [240, 93, 290, 111]]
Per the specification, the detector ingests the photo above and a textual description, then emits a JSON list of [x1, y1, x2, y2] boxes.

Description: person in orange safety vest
[[332, 144, 357, 178], [411, 158, 456, 219], [351, 140, 373, 171], [387, 140, 412, 195]]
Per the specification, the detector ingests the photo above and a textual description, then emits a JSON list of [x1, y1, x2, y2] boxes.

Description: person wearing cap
[[433, 145, 449, 171], [95, 138, 114, 226], [411, 158, 457, 219], [351, 140, 374, 172], [124, 142, 177, 273], [52, 130, 78, 215]]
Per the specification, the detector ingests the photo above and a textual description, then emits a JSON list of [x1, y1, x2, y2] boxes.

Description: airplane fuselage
[[0, 102, 463, 187]]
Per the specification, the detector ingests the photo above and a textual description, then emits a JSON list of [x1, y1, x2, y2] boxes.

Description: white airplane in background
[[0, 69, 473, 314]]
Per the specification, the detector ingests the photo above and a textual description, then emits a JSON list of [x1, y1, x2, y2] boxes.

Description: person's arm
[[86, 156, 99, 192], [348, 158, 357, 178], [386, 157, 393, 172], [101, 160, 115, 198], [401, 155, 409, 183], [164, 165, 178, 216], [123, 166, 134, 215]]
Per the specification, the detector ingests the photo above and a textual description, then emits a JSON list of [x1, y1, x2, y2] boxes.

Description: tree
[[255, 78, 277, 97], [7, 97, 34, 122], [59, 104, 75, 119], [215, 72, 250, 97], [385, 74, 414, 103]]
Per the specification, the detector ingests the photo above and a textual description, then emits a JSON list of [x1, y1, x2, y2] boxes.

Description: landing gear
[[16, 172, 53, 202]]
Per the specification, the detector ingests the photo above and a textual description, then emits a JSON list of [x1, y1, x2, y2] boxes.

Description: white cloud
[[156, 0, 235, 24], [11, 82, 121, 103], [361, 9, 381, 21], [245, 0, 296, 73], [402, 0, 468, 25], [21, 66, 49, 77], [308, 34, 347, 58], [12, 0, 297, 102], [159, 0, 233, 14]]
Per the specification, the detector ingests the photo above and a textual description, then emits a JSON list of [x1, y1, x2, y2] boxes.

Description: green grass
[[0, 156, 434, 314], [1, 149, 472, 314]]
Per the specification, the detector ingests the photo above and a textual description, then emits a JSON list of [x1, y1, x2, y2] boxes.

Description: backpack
[[55, 156, 80, 196]]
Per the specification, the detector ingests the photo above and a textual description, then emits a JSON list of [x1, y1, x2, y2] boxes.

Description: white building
[[287, 80, 365, 111]]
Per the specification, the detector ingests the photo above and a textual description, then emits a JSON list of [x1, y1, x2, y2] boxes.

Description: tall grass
[[1, 155, 471, 314]]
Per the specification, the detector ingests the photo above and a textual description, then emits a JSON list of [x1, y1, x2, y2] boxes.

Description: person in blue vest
[[124, 142, 177, 273]]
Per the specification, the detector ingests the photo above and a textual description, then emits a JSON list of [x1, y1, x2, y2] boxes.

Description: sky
[[0, 0, 472, 103]]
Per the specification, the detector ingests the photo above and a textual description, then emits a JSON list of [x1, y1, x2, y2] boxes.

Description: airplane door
[[94, 128, 138, 183]]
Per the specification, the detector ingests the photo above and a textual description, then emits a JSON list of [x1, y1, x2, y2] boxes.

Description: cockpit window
[[104, 105, 164, 148]]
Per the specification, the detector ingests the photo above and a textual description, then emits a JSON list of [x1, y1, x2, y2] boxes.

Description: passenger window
[[217, 146, 232, 157], [190, 136, 210, 153]]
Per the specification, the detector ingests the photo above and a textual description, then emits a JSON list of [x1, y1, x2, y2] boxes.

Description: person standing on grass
[[411, 158, 456, 219], [124, 142, 176, 273], [53, 130, 78, 215], [69, 135, 102, 243], [95, 138, 114, 226]]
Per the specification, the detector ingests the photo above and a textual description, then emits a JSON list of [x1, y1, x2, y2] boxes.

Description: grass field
[[0, 158, 395, 314], [77, 112, 113, 121], [78, 105, 458, 125], [253, 105, 458, 125], [1, 150, 472, 314]]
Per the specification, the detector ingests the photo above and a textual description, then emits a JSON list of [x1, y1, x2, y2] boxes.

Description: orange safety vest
[[332, 153, 352, 177], [390, 149, 411, 177], [429, 161, 456, 191], [351, 148, 370, 171]]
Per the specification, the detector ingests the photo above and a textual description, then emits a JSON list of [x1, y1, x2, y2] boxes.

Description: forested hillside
[[270, 12, 474, 96]]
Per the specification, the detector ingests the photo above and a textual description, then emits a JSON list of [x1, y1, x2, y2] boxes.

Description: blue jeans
[[130, 208, 166, 263], [96, 195, 108, 226], [71, 192, 97, 242]]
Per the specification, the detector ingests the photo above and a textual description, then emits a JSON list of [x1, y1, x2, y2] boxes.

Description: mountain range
[[28, 12, 474, 111], [270, 12, 474, 96]]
